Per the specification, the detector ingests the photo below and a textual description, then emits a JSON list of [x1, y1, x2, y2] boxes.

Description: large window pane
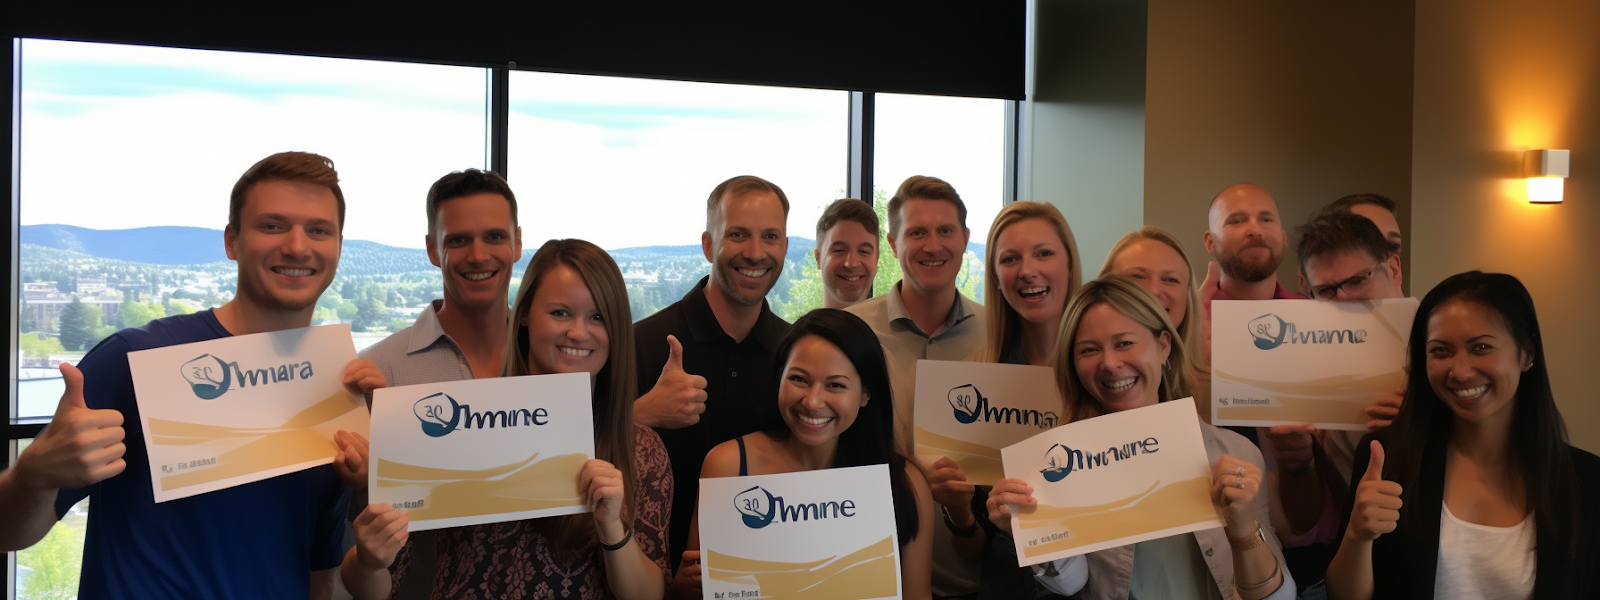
[[507, 73, 848, 321], [16, 39, 491, 418], [873, 93, 1009, 303]]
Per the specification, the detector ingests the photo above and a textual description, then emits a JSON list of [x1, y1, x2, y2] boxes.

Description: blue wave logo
[[947, 384, 1057, 429], [1038, 437, 1162, 483], [181, 354, 233, 400], [1039, 444, 1074, 482], [413, 392, 462, 437], [1249, 313, 1367, 350], [734, 484, 858, 529], [735, 485, 777, 529]]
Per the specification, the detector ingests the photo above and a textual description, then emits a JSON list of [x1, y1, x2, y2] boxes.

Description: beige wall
[[1144, 1, 1415, 291], [1412, 0, 1600, 452]]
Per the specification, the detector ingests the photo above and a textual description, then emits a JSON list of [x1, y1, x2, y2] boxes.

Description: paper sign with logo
[[127, 324, 365, 503], [698, 464, 902, 600], [1000, 398, 1220, 565], [369, 372, 594, 531], [913, 360, 1062, 486], [1211, 298, 1418, 430]]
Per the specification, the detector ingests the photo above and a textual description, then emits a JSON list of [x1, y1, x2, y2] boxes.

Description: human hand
[[1210, 454, 1264, 537], [1346, 440, 1403, 543], [15, 363, 126, 491], [1365, 387, 1404, 430], [333, 430, 369, 490], [581, 459, 626, 527], [1197, 261, 1222, 313], [674, 550, 702, 594], [1264, 423, 1318, 476], [986, 478, 1036, 535], [633, 335, 708, 429], [925, 457, 976, 521], [352, 503, 409, 571], [343, 359, 385, 407]]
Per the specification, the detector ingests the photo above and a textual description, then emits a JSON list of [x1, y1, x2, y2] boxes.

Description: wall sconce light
[[1525, 149, 1570, 203]]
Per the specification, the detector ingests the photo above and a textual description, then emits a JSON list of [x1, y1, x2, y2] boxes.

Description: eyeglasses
[[1309, 266, 1378, 301]]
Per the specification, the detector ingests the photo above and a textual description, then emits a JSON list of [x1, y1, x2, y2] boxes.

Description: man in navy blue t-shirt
[[0, 151, 385, 599]]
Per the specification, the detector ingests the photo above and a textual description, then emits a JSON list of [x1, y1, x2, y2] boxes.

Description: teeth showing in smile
[[1103, 377, 1137, 392], [274, 267, 313, 277], [839, 275, 864, 282], [463, 271, 495, 281], [1020, 286, 1049, 298], [798, 415, 833, 426], [1453, 384, 1488, 399], [919, 260, 947, 268], [738, 268, 769, 278], [559, 347, 592, 358]]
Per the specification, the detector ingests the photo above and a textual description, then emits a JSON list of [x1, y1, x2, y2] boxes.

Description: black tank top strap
[[735, 435, 749, 476]]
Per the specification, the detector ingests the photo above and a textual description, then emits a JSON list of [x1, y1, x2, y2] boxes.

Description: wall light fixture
[[1525, 149, 1570, 203]]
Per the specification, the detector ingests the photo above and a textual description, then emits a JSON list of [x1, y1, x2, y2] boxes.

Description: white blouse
[[1433, 504, 1535, 600]]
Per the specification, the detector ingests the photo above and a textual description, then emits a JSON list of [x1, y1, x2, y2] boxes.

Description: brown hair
[[1053, 276, 1199, 424], [1098, 227, 1206, 366], [975, 201, 1082, 363], [425, 169, 519, 235], [887, 175, 967, 237], [503, 239, 637, 558], [705, 175, 790, 231], [228, 151, 345, 233], [815, 198, 879, 242], [1294, 212, 1398, 277]]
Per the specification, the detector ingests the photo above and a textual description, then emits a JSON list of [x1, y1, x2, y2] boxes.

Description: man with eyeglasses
[[1264, 211, 1406, 593]]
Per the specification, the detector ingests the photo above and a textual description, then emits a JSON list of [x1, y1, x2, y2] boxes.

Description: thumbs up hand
[[1197, 261, 1222, 312], [1346, 440, 1403, 543], [632, 335, 709, 429], [15, 363, 126, 491]]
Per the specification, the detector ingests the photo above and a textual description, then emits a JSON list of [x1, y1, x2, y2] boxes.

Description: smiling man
[[813, 198, 880, 309], [1200, 183, 1305, 316], [844, 175, 986, 600], [0, 152, 374, 600], [356, 169, 522, 598], [633, 175, 792, 571]]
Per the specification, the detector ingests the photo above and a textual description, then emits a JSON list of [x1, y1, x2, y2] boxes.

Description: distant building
[[22, 281, 123, 333]]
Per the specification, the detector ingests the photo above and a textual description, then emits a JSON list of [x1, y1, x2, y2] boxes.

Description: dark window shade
[[5, 1, 1024, 100]]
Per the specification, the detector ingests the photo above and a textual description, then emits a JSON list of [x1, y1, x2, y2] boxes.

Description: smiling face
[[704, 190, 788, 307], [523, 264, 610, 378], [1425, 299, 1531, 428], [1072, 303, 1171, 414], [1205, 185, 1288, 283], [994, 218, 1073, 327], [778, 335, 868, 449], [1107, 238, 1191, 330], [428, 192, 522, 313], [815, 219, 878, 307], [888, 198, 970, 298], [225, 179, 342, 313]]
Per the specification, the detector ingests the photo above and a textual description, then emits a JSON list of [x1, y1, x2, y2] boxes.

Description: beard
[[1217, 240, 1282, 283], [712, 258, 782, 307]]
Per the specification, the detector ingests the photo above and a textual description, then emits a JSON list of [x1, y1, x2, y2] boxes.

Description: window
[[506, 72, 848, 321]]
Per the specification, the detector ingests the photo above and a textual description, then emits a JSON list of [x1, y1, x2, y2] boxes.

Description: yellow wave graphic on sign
[[1019, 476, 1216, 558], [707, 535, 898, 600], [914, 427, 1004, 486], [148, 391, 360, 491], [377, 453, 587, 521], [1213, 369, 1404, 425]]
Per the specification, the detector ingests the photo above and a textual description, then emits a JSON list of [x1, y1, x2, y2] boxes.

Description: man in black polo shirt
[[633, 175, 792, 571]]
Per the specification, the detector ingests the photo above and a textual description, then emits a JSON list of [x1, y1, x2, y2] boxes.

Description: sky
[[19, 39, 1006, 251]]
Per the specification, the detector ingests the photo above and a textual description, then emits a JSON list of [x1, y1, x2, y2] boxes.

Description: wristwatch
[[1227, 523, 1267, 551], [941, 505, 979, 538]]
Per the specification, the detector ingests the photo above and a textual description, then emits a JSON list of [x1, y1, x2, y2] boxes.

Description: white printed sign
[[913, 360, 1063, 486], [1212, 298, 1418, 430], [369, 373, 594, 531], [699, 464, 902, 600], [1000, 398, 1220, 565], [128, 324, 365, 503]]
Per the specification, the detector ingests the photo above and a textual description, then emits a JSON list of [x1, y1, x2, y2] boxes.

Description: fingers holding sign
[[1209, 454, 1263, 534], [1347, 440, 1403, 542], [633, 335, 709, 429], [16, 363, 126, 490]]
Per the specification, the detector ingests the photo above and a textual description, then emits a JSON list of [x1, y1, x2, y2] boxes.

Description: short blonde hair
[[1053, 276, 1200, 423], [975, 201, 1082, 363], [1098, 227, 1206, 367]]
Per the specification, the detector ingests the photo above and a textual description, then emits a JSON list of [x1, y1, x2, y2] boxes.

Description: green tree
[[120, 299, 166, 329], [774, 257, 825, 322], [336, 300, 359, 321], [19, 334, 65, 359], [353, 297, 387, 333], [871, 189, 903, 297], [58, 297, 101, 351], [166, 299, 199, 316], [16, 520, 84, 600]]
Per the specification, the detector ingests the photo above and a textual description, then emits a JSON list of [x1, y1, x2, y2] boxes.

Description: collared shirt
[[845, 281, 985, 597], [1203, 280, 1306, 318], [357, 299, 479, 600], [634, 276, 791, 572]]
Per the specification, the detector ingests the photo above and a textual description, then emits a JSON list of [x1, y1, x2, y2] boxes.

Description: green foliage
[[386, 318, 412, 332], [774, 256, 824, 322], [166, 299, 199, 315], [872, 189, 902, 298], [335, 301, 358, 321], [17, 518, 85, 600], [19, 334, 65, 358], [120, 299, 166, 329], [57, 297, 102, 352], [353, 296, 387, 332]]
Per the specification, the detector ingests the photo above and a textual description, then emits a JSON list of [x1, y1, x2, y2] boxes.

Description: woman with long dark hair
[[671, 308, 934, 600], [1326, 271, 1600, 599]]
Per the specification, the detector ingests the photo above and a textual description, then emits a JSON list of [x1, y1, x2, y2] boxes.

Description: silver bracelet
[[1237, 561, 1280, 591]]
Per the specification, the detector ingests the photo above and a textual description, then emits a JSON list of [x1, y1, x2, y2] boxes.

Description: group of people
[[0, 150, 1595, 600]]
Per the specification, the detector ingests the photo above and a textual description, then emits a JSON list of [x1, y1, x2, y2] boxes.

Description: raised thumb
[[1362, 440, 1386, 482], [664, 335, 685, 373], [1201, 261, 1221, 292], [57, 362, 88, 412]]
